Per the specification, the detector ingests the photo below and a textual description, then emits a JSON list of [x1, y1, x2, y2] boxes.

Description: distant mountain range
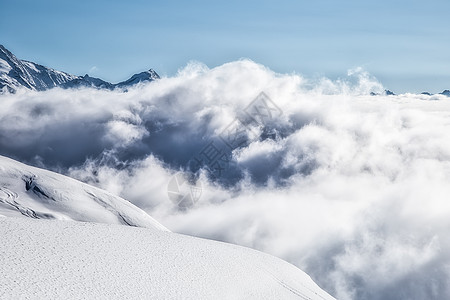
[[0, 45, 159, 93], [369, 89, 450, 97], [1, 44, 449, 96]]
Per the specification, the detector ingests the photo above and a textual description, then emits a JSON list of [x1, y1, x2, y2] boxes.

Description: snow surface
[[0, 217, 335, 300], [0, 155, 167, 230], [0, 58, 12, 73]]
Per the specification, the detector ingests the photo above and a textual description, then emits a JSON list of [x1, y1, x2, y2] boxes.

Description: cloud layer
[[2, 60, 450, 299]]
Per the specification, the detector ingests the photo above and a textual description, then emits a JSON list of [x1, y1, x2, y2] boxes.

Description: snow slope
[[0, 155, 335, 299], [0, 155, 167, 230], [0, 217, 336, 300]]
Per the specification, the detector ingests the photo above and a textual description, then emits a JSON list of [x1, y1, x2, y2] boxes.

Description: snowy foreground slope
[[0, 155, 166, 230], [0, 217, 335, 300], [0, 155, 335, 299]]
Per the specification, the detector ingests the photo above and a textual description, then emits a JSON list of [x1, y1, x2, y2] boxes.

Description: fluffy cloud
[[1, 59, 450, 299]]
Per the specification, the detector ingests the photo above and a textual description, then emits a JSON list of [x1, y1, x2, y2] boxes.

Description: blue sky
[[1, 0, 450, 93]]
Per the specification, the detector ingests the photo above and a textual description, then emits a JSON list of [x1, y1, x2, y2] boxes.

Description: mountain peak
[[0, 45, 160, 93], [115, 69, 160, 88], [370, 89, 396, 96]]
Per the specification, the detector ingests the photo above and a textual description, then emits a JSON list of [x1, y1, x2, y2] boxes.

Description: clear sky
[[1, 0, 450, 93]]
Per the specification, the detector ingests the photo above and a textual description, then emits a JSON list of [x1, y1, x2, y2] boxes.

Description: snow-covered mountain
[[0, 155, 167, 230], [0, 45, 159, 92], [115, 69, 160, 88], [0, 154, 335, 299], [0, 45, 78, 92]]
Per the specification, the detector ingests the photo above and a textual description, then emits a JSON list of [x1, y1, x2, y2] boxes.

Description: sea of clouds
[[2, 60, 450, 299]]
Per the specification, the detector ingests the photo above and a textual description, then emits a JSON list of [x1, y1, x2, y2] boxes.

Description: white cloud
[[1, 60, 450, 299], [88, 66, 99, 74]]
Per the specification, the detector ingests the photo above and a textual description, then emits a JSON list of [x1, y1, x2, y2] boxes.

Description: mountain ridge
[[0, 45, 160, 93]]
